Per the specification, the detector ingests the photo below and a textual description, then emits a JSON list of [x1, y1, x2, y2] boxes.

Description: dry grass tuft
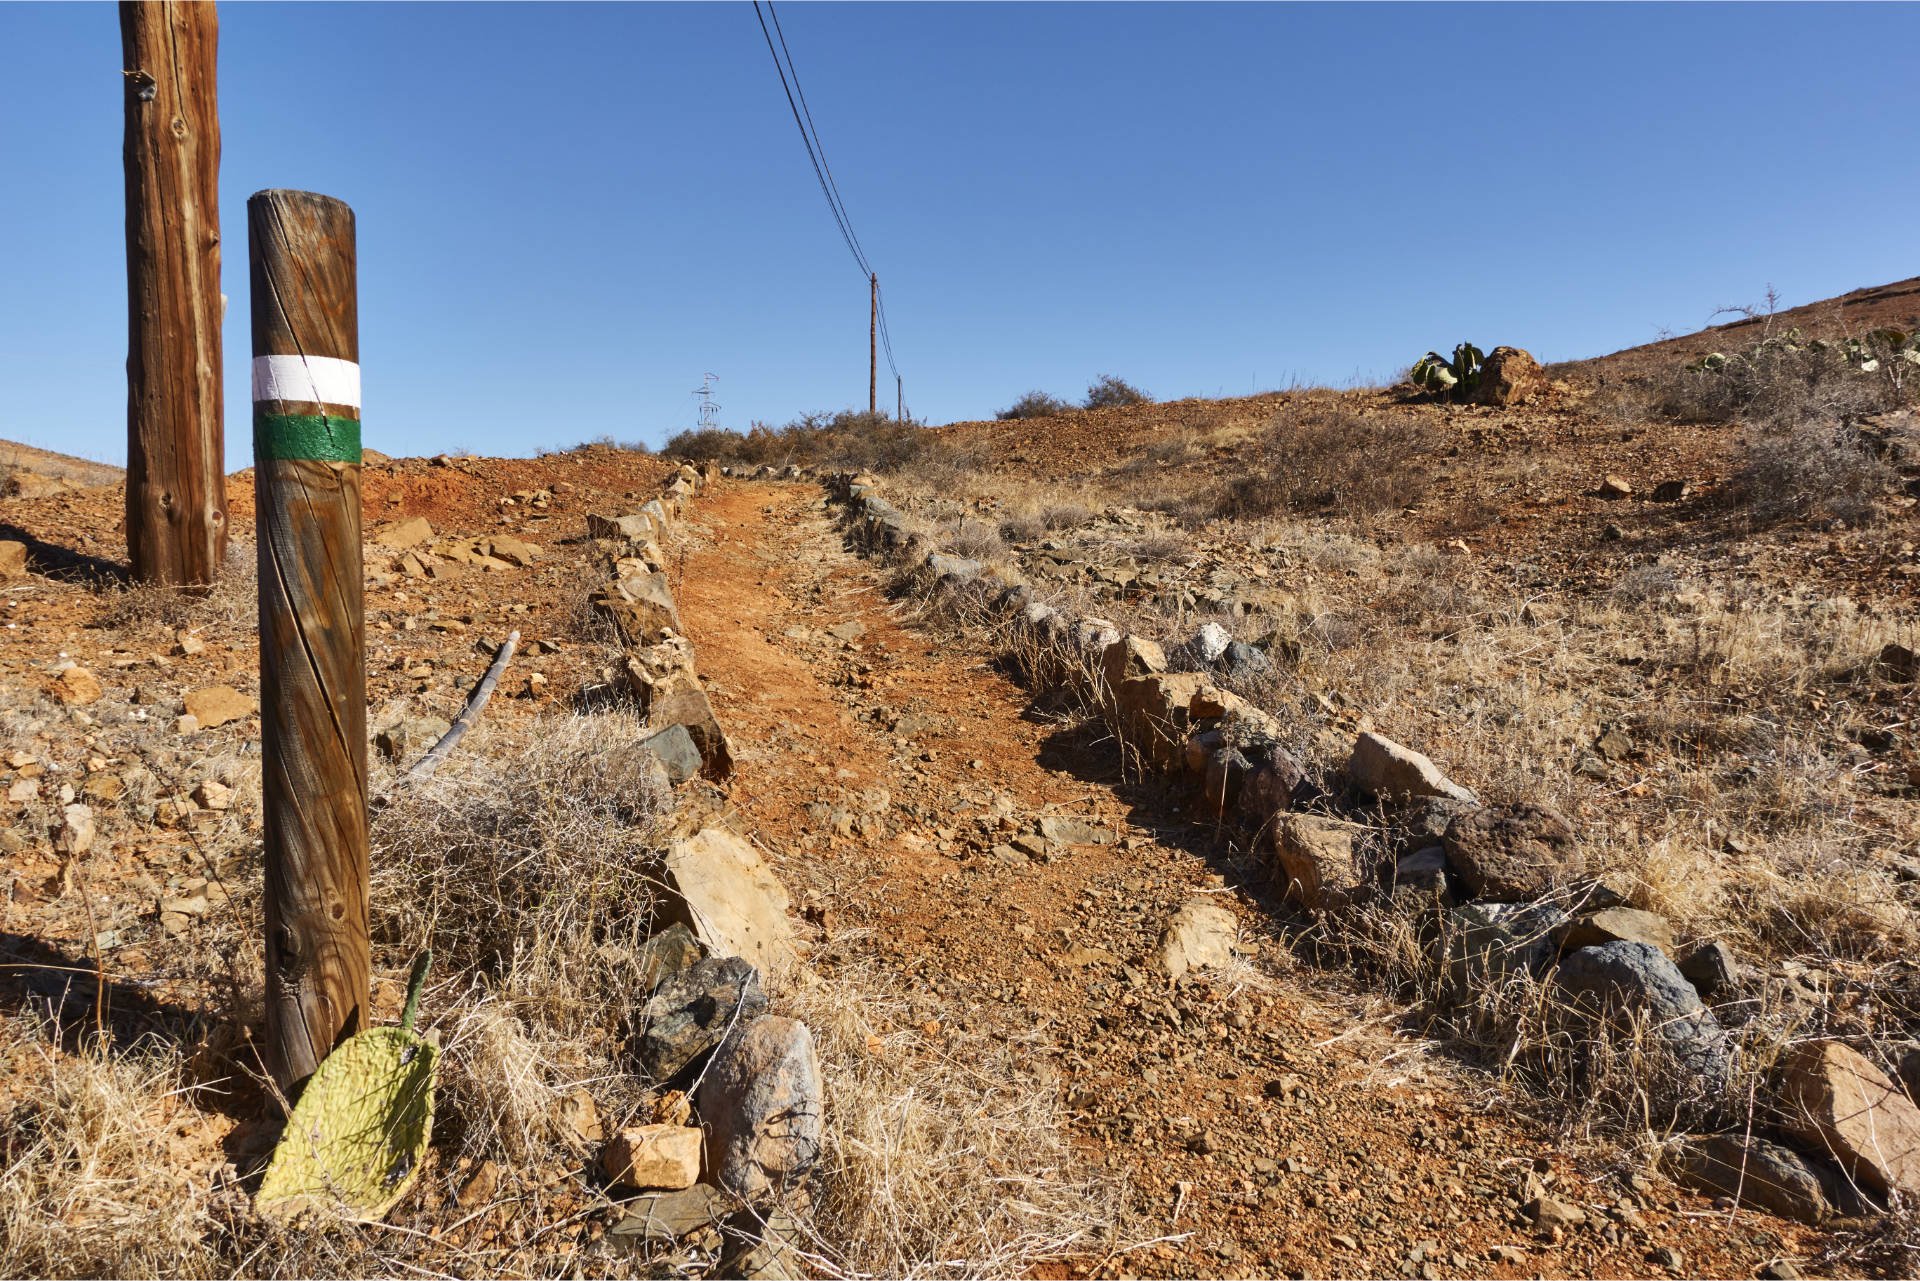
[[94, 542, 258, 636], [781, 957, 1132, 1279]]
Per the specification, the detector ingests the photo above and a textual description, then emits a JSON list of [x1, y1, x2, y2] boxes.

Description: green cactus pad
[[256, 1027, 438, 1222]]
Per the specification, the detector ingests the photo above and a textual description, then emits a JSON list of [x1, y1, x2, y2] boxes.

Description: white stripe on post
[[251, 354, 362, 409]]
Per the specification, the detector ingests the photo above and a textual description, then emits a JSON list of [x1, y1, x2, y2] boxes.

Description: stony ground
[[0, 438, 1859, 1279]]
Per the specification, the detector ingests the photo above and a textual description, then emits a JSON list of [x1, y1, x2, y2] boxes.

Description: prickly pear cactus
[[257, 954, 436, 1223]]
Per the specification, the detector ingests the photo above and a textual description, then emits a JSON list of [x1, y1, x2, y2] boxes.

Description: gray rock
[[1443, 802, 1584, 902], [652, 688, 734, 779], [925, 552, 981, 581], [826, 621, 866, 642], [1552, 941, 1732, 1098], [639, 723, 703, 785], [1443, 900, 1568, 1002], [717, 1206, 805, 1280], [1393, 845, 1449, 896], [1218, 640, 1271, 679], [1234, 739, 1319, 825], [697, 1015, 824, 1199], [1678, 939, 1741, 998], [631, 955, 767, 1083], [1189, 622, 1233, 664], [1674, 1132, 1865, 1224], [609, 1183, 729, 1246]]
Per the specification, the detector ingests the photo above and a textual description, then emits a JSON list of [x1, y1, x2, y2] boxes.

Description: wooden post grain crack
[[249, 189, 369, 1095], [122, 0, 227, 585]]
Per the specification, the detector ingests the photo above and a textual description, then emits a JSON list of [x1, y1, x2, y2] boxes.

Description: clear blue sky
[[3, 2, 1917, 467]]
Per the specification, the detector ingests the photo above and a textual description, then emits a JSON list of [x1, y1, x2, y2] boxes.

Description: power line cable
[[768, 1, 872, 278], [753, 0, 903, 388], [752, 0, 867, 279]]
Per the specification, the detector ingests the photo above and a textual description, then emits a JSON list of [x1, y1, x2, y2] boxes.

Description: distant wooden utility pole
[[896, 374, 902, 422], [122, 0, 227, 585], [869, 272, 878, 418], [249, 189, 369, 1095]]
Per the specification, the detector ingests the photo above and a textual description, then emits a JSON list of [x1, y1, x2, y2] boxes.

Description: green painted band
[[253, 411, 362, 462]]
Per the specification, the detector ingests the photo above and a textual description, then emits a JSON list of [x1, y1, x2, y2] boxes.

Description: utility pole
[[896, 375, 902, 422], [869, 272, 877, 419], [249, 189, 370, 1096], [122, 0, 226, 585]]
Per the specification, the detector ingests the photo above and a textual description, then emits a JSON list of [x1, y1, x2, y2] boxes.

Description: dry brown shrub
[[1217, 399, 1430, 520], [94, 541, 258, 635]]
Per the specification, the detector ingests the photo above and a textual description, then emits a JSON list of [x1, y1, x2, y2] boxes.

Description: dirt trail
[[673, 480, 1811, 1281]]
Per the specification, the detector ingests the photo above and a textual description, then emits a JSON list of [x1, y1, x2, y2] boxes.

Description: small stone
[[601, 1124, 704, 1190], [826, 621, 866, 642], [1490, 1244, 1528, 1264], [1036, 814, 1116, 846], [56, 803, 95, 855], [0, 540, 27, 578], [1601, 523, 1625, 542], [183, 685, 255, 730], [193, 779, 233, 811], [175, 714, 200, 735], [1652, 480, 1691, 503], [1347, 731, 1475, 805], [175, 632, 207, 657], [457, 1159, 501, 1208], [1524, 1195, 1586, 1228], [1677, 939, 1740, 997], [557, 1089, 604, 1147], [54, 666, 103, 706], [8, 778, 39, 804], [1599, 475, 1633, 500], [1154, 897, 1237, 982], [1649, 1246, 1684, 1271]]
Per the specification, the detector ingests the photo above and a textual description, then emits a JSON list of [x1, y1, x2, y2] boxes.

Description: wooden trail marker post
[[121, 0, 228, 585], [248, 190, 370, 1094]]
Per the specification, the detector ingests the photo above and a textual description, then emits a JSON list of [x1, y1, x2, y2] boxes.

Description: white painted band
[[251, 354, 361, 409]]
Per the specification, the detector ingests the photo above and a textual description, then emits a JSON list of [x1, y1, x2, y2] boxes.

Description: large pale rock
[[371, 516, 433, 549], [1347, 732, 1475, 804], [1473, 346, 1551, 407], [183, 685, 255, 729], [1273, 814, 1364, 912], [601, 1124, 704, 1190], [664, 827, 799, 979], [632, 955, 767, 1081], [1155, 897, 1237, 982], [1778, 1039, 1920, 1200], [696, 1015, 824, 1199], [1443, 802, 1584, 901], [1114, 672, 1208, 767]]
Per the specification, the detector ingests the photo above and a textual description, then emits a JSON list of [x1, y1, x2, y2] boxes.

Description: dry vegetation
[[860, 333, 1920, 1157], [2, 706, 1126, 1279]]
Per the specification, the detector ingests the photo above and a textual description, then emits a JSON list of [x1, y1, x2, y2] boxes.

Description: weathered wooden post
[[248, 190, 369, 1094], [122, 0, 228, 585]]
